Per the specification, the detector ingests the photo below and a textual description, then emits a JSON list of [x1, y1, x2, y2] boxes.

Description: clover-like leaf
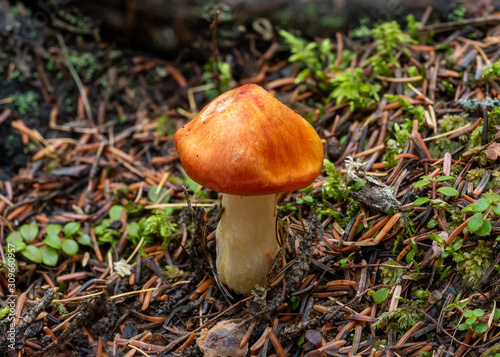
[[467, 213, 484, 233], [45, 224, 62, 235], [9, 240, 26, 253], [20, 224, 39, 243], [474, 322, 489, 334], [476, 220, 492, 237], [43, 234, 62, 249], [40, 246, 58, 267], [21, 245, 42, 263], [77, 234, 92, 247], [64, 222, 81, 237], [62, 240, 79, 256]]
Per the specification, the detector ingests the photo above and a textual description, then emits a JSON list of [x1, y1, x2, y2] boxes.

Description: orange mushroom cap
[[174, 84, 324, 196]]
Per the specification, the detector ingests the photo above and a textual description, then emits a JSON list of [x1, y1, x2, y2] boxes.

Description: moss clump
[[379, 259, 404, 285], [457, 240, 493, 288], [429, 114, 468, 158], [466, 168, 486, 184]]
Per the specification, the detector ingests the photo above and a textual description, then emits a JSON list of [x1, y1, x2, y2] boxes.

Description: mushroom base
[[216, 194, 280, 296]]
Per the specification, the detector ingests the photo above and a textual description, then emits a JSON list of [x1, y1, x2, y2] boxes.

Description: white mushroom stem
[[216, 194, 280, 295]]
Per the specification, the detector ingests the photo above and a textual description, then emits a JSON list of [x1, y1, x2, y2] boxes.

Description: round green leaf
[[45, 224, 62, 235], [21, 245, 42, 263], [7, 231, 22, 243], [468, 213, 484, 233], [77, 234, 92, 247], [415, 180, 431, 188], [437, 187, 459, 197], [463, 310, 473, 318], [125, 222, 139, 238], [64, 222, 81, 237], [20, 224, 39, 243], [476, 220, 492, 237], [413, 197, 430, 206], [148, 185, 171, 204], [43, 234, 62, 249], [470, 199, 491, 213], [473, 309, 485, 317], [372, 287, 391, 304], [40, 246, 58, 266], [9, 240, 26, 253], [474, 322, 489, 334], [492, 204, 500, 216], [62, 240, 79, 255], [109, 205, 125, 221], [458, 323, 470, 331]]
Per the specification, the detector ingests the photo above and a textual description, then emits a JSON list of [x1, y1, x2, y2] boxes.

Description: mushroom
[[174, 84, 323, 295]]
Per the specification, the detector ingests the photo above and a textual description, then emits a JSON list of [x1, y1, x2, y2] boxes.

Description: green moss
[[379, 259, 404, 285], [466, 168, 486, 184], [458, 240, 493, 288]]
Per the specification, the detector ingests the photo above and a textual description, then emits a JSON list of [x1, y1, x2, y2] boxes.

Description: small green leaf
[[77, 234, 92, 247], [413, 197, 430, 206], [21, 245, 42, 263], [476, 220, 492, 237], [45, 224, 62, 235], [9, 240, 26, 252], [473, 309, 485, 317], [463, 310, 473, 318], [461, 205, 474, 213], [43, 234, 62, 249], [6, 231, 23, 243], [473, 322, 489, 334], [184, 175, 200, 192], [148, 185, 171, 204], [109, 205, 125, 221], [40, 246, 58, 266], [427, 219, 438, 228], [458, 323, 470, 331], [470, 199, 491, 213], [125, 222, 139, 238], [372, 287, 391, 304], [492, 204, 500, 216], [62, 240, 79, 255], [421, 175, 433, 180], [296, 197, 304, 204], [64, 222, 81, 237], [467, 213, 484, 233], [493, 309, 500, 321], [465, 317, 476, 325], [415, 180, 431, 188], [303, 195, 314, 204], [437, 187, 459, 197], [20, 224, 39, 243], [436, 175, 455, 182]]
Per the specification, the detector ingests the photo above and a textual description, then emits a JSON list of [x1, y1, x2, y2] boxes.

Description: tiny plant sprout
[[174, 84, 323, 295]]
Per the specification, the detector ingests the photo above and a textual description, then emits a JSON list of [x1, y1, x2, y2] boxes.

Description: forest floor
[[1, 1, 500, 356]]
